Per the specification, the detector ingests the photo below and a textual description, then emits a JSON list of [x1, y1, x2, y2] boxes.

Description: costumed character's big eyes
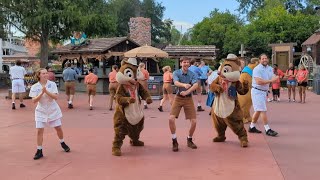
[[222, 66, 232, 73], [124, 68, 134, 78]]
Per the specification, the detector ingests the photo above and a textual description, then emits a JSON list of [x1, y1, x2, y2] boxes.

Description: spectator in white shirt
[[9, 60, 27, 109]]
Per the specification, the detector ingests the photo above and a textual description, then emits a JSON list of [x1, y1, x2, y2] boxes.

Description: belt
[[176, 94, 192, 98], [253, 87, 268, 92], [87, 83, 96, 85], [65, 80, 75, 82], [13, 78, 23, 80]]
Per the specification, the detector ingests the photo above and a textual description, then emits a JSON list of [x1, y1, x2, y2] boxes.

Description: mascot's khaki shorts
[[109, 82, 119, 96], [65, 81, 76, 95], [87, 84, 97, 96], [163, 82, 173, 94], [170, 95, 196, 120]]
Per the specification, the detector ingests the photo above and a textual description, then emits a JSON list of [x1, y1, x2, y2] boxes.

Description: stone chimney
[[129, 17, 151, 46]]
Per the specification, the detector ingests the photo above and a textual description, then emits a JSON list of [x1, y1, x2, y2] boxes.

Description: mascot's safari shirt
[[251, 64, 273, 112], [173, 69, 198, 94], [29, 81, 63, 122]]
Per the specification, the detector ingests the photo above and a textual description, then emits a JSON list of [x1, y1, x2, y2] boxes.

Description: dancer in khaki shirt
[[108, 65, 119, 110]]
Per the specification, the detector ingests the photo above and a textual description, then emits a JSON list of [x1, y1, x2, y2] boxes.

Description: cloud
[[172, 21, 194, 33]]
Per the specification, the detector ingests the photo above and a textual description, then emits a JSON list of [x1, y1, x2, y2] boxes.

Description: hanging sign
[[71, 32, 87, 46]]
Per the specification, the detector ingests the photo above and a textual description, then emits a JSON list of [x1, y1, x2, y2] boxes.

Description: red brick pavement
[[0, 88, 319, 180]]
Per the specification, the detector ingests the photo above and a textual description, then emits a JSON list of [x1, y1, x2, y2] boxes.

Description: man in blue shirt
[[188, 59, 205, 111], [169, 56, 198, 152], [63, 62, 78, 109], [199, 60, 213, 95]]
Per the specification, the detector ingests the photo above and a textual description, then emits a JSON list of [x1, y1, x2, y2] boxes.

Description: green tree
[[1, 0, 116, 67], [170, 26, 182, 45], [190, 9, 244, 58], [141, 0, 167, 44], [245, 3, 319, 56], [0, 11, 6, 39], [236, 0, 320, 18], [108, 0, 141, 37]]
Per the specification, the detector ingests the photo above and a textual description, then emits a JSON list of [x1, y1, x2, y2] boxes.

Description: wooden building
[[163, 45, 219, 70], [268, 43, 297, 72], [51, 37, 140, 94], [302, 29, 320, 65]]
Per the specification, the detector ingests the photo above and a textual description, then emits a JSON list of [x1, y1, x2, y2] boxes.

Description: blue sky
[[156, 0, 240, 33]]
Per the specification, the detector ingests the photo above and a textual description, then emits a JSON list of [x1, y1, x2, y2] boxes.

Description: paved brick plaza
[[0, 89, 319, 180]]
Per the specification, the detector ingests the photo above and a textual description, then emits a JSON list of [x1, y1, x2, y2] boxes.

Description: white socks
[[59, 139, 64, 143], [250, 122, 256, 128], [188, 136, 192, 139], [68, 101, 72, 104], [172, 134, 177, 139], [197, 103, 201, 107], [144, 101, 147, 106], [264, 125, 271, 131], [37, 146, 43, 150]]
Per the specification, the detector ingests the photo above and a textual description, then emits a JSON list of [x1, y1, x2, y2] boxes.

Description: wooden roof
[[51, 37, 139, 54], [302, 30, 320, 46], [163, 45, 218, 57]]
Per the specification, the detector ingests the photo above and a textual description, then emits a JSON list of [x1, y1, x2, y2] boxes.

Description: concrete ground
[[0, 88, 319, 180]]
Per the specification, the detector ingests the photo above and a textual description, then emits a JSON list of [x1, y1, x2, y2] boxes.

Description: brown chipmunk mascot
[[238, 58, 259, 124], [112, 58, 152, 156], [210, 54, 249, 147]]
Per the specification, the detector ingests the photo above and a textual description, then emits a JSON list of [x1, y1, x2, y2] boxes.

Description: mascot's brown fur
[[112, 58, 152, 156], [210, 54, 249, 147], [238, 58, 259, 123]]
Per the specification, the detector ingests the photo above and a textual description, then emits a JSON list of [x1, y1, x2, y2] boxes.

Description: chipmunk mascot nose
[[112, 57, 152, 156], [210, 54, 249, 147]]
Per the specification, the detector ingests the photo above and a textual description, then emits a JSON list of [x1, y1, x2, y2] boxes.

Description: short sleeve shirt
[[9, 65, 27, 79], [199, 66, 212, 79], [252, 64, 273, 91], [173, 69, 197, 94], [188, 65, 202, 79], [29, 81, 62, 122]]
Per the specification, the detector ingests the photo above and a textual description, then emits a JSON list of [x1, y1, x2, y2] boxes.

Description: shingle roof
[[52, 37, 139, 54], [302, 32, 320, 46], [164, 45, 218, 54]]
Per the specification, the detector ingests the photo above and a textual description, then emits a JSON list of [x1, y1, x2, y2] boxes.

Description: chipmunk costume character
[[210, 54, 249, 147], [112, 58, 152, 156], [238, 58, 259, 123]]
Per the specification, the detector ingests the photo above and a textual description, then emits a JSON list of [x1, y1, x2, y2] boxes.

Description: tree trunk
[[40, 33, 49, 68]]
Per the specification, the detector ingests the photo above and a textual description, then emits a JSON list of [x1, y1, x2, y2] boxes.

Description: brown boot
[[213, 136, 226, 142], [130, 140, 144, 146], [240, 140, 248, 148], [172, 138, 179, 152], [112, 147, 122, 156], [187, 137, 197, 149]]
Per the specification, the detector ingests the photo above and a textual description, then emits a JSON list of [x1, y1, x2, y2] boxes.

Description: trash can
[[147, 76, 163, 100], [313, 74, 320, 95]]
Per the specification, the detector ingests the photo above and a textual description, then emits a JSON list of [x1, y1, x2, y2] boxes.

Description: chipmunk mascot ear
[[210, 54, 249, 148], [238, 58, 259, 123], [112, 57, 152, 156]]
